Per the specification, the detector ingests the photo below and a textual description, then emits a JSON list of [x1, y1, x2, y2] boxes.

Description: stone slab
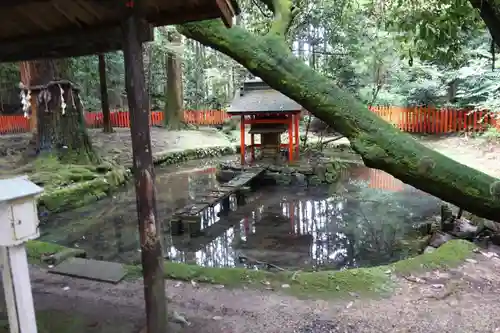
[[49, 257, 126, 284]]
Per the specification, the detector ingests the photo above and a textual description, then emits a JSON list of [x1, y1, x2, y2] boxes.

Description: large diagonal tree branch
[[178, 20, 500, 222]]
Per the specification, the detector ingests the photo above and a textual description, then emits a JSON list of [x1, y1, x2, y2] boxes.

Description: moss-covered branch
[[178, 20, 500, 222], [268, 0, 294, 36]]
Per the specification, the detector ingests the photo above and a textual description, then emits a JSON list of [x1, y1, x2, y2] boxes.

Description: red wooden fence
[[0, 110, 230, 134], [370, 106, 500, 133], [1, 107, 499, 135], [85, 110, 230, 128]]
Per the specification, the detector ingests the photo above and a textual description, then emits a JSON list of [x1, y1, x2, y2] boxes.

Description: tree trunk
[[98, 54, 113, 133], [19, 59, 98, 164], [178, 21, 500, 222], [163, 30, 184, 130]]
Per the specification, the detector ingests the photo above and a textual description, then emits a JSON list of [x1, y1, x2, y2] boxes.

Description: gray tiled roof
[[0, 175, 43, 202], [227, 78, 302, 114]]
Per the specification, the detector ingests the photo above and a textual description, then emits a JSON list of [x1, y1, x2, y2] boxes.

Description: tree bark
[[98, 53, 113, 133], [19, 59, 98, 164], [163, 30, 184, 130], [122, 12, 166, 333], [178, 21, 500, 222]]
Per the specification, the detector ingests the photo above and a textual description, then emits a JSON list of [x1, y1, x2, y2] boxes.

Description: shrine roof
[[227, 78, 302, 114], [0, 0, 239, 62]]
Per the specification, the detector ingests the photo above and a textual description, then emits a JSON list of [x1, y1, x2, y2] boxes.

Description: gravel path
[[8, 251, 500, 333]]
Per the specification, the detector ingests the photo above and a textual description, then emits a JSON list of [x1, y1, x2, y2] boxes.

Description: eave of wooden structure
[[0, 0, 240, 62]]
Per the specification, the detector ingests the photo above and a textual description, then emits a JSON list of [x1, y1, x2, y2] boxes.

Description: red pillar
[[288, 115, 293, 162], [250, 133, 255, 162], [294, 112, 299, 154], [240, 115, 246, 165]]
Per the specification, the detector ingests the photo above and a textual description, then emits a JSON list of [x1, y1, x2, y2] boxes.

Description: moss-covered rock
[[152, 145, 238, 166], [34, 145, 238, 214]]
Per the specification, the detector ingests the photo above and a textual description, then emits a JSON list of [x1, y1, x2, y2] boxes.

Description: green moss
[[25, 241, 67, 264], [392, 239, 476, 274], [28, 239, 475, 300]]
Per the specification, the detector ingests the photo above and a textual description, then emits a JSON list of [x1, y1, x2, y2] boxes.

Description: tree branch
[[178, 20, 500, 222], [469, 0, 500, 48], [267, 0, 297, 36]]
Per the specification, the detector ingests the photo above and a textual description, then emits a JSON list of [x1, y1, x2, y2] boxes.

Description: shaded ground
[[420, 136, 500, 178], [5, 251, 500, 333], [0, 128, 233, 173]]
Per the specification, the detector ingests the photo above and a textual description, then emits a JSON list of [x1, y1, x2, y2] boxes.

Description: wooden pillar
[[240, 115, 245, 165], [121, 5, 167, 333], [98, 53, 113, 133], [288, 115, 293, 162], [294, 113, 300, 154], [250, 133, 255, 162]]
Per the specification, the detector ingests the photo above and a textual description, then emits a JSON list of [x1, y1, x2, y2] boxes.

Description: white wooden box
[[0, 176, 43, 246]]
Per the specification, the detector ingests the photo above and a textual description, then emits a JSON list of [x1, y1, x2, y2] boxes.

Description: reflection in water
[[40, 161, 441, 271]]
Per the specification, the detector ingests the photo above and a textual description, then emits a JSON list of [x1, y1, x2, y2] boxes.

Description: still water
[[39, 158, 441, 271]]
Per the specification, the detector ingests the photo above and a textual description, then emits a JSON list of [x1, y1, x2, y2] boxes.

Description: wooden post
[[121, 5, 167, 333], [288, 115, 293, 162], [250, 133, 255, 162], [1, 246, 38, 333], [294, 113, 299, 154], [240, 115, 245, 165], [98, 53, 113, 133]]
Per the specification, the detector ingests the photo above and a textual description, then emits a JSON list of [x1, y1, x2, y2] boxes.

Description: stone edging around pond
[[218, 158, 346, 186], [27, 239, 475, 299], [38, 144, 240, 214]]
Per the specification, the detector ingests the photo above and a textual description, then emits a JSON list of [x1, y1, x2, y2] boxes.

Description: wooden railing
[[0, 110, 230, 134], [85, 110, 230, 128], [2, 107, 499, 135], [370, 106, 499, 133]]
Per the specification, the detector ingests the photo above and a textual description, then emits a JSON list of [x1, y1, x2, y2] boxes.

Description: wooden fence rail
[[370, 106, 499, 133], [1, 107, 499, 135], [0, 110, 230, 134]]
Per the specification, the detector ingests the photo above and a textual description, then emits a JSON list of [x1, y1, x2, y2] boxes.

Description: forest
[[1, 0, 500, 221], [0, 0, 498, 117]]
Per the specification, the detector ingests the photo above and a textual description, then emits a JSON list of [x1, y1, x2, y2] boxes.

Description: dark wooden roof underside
[[0, 0, 240, 62]]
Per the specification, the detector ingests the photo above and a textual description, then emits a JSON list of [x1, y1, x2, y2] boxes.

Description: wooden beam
[[121, 6, 167, 333], [0, 22, 153, 62]]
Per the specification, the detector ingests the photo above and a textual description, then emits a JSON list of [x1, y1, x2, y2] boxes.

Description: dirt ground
[[8, 250, 500, 333], [0, 128, 234, 171], [2, 131, 500, 332]]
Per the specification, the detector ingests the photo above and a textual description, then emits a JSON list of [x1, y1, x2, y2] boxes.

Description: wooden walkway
[[171, 167, 266, 234]]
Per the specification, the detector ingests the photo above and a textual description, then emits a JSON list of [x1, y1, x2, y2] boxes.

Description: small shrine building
[[228, 78, 302, 165]]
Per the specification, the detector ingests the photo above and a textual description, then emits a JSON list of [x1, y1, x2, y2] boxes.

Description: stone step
[[48, 257, 127, 284]]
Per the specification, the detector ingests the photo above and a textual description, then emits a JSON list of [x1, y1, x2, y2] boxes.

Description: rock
[[307, 175, 322, 186], [482, 219, 500, 233], [424, 246, 436, 254], [296, 166, 314, 175], [451, 218, 479, 240], [324, 171, 337, 184], [276, 173, 292, 185], [41, 248, 87, 265], [313, 164, 327, 181], [215, 169, 238, 183], [292, 172, 307, 186], [429, 231, 454, 248], [440, 204, 454, 232]]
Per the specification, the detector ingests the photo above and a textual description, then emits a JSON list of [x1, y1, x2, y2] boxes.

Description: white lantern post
[[0, 176, 43, 333]]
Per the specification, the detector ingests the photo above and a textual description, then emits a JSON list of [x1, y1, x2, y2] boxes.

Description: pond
[[39, 157, 442, 271]]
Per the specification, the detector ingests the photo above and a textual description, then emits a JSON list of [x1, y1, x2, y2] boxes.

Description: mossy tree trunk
[[163, 29, 184, 129], [178, 6, 500, 222], [19, 59, 99, 164]]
